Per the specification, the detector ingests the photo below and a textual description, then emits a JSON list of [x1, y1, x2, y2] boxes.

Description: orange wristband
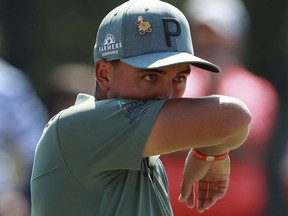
[[192, 148, 229, 162]]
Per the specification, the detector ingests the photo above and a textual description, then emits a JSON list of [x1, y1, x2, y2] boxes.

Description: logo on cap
[[98, 34, 122, 57], [135, 16, 152, 35], [103, 34, 116, 45]]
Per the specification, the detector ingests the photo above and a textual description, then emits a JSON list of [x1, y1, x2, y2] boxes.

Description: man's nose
[[155, 83, 173, 99]]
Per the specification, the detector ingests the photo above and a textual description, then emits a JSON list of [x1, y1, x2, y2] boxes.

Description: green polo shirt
[[31, 94, 173, 216]]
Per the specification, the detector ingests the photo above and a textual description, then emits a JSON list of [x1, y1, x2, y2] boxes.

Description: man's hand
[[178, 149, 230, 213]]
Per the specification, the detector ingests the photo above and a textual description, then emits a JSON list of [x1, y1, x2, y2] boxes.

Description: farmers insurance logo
[[99, 34, 122, 57]]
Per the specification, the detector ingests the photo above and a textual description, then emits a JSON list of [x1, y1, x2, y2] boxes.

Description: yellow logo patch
[[135, 16, 152, 35]]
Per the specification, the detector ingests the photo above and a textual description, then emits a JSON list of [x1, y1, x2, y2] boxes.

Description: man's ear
[[95, 59, 110, 91]]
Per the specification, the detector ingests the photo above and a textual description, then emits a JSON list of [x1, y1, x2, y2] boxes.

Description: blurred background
[[0, 0, 287, 215]]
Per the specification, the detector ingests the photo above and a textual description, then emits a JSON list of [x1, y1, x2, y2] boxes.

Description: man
[[31, 0, 251, 215]]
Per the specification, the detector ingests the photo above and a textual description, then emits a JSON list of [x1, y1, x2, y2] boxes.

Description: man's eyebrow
[[179, 68, 191, 75], [141, 68, 167, 74], [141, 67, 191, 74]]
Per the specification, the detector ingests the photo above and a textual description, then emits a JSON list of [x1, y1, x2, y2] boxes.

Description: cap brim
[[121, 52, 220, 73]]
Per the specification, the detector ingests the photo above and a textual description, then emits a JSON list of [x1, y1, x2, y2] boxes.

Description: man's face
[[106, 61, 191, 100]]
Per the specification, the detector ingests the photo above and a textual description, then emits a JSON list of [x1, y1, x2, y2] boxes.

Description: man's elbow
[[222, 97, 252, 150]]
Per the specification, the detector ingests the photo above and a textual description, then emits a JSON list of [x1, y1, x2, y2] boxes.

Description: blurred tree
[[0, 0, 34, 68], [242, 0, 287, 98], [263, 1, 288, 216]]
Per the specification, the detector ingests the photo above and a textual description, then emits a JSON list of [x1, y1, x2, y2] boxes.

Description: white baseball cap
[[182, 0, 250, 43]]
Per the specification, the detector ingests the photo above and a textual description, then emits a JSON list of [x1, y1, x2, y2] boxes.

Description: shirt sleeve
[[57, 96, 167, 186]]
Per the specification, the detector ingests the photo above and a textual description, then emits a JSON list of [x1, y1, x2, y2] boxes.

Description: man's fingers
[[196, 180, 229, 212], [196, 180, 208, 212], [186, 193, 195, 208], [178, 180, 194, 202]]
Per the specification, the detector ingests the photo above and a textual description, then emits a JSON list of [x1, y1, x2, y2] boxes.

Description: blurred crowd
[[0, 56, 47, 215], [0, 0, 288, 215]]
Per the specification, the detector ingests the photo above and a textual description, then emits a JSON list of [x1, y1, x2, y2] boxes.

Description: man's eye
[[144, 74, 157, 81], [174, 76, 185, 82]]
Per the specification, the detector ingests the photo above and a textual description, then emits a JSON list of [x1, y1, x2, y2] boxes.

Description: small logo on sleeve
[[119, 100, 147, 123]]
